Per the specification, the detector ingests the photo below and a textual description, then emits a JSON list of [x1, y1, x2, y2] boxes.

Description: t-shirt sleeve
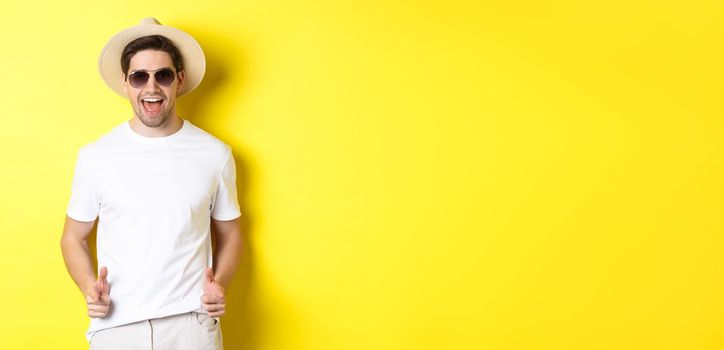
[[211, 150, 242, 221], [66, 149, 101, 222]]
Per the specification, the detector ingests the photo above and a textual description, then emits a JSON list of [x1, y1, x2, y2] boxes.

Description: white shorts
[[89, 312, 223, 350]]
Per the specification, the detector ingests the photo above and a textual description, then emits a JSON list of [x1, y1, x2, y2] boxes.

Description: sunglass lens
[[155, 69, 176, 86], [128, 72, 149, 88]]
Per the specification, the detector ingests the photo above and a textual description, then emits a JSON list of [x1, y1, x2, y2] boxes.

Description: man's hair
[[120, 35, 184, 77]]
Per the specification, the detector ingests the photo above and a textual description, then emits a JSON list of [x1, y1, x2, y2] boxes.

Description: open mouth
[[141, 97, 164, 115]]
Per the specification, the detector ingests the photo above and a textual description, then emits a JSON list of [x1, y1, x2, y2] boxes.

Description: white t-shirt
[[66, 119, 241, 342]]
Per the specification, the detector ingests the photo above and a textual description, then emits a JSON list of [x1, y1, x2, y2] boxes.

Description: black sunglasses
[[127, 68, 177, 88]]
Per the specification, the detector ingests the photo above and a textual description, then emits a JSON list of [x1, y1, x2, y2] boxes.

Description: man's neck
[[129, 115, 183, 137]]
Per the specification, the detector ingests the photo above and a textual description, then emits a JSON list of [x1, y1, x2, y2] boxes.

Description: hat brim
[[98, 22, 205, 97]]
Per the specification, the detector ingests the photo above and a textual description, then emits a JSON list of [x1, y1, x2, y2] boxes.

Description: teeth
[[142, 98, 162, 102]]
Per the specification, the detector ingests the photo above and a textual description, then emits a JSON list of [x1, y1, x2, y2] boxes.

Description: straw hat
[[98, 17, 206, 97]]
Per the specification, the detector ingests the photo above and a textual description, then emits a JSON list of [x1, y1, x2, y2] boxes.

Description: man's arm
[[60, 216, 97, 295], [202, 217, 243, 317], [211, 217, 243, 289], [60, 215, 110, 318]]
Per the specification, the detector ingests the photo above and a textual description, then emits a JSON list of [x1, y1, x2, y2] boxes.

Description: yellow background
[[1, 1, 723, 349]]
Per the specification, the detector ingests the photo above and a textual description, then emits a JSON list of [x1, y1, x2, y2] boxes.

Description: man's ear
[[176, 70, 185, 95]]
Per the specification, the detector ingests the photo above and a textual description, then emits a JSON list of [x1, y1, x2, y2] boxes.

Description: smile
[[141, 97, 165, 115]]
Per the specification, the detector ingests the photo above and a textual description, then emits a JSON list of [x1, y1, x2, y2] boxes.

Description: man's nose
[[143, 75, 162, 88]]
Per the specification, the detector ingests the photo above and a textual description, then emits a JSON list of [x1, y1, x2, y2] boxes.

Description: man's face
[[123, 49, 185, 128]]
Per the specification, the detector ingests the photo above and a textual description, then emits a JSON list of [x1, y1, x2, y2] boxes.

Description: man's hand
[[201, 267, 226, 317], [86, 266, 111, 318]]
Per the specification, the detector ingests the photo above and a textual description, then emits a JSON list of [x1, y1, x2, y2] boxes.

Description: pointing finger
[[202, 294, 225, 304]]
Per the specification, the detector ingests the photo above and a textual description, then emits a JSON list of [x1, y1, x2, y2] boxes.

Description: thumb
[[96, 266, 109, 295], [98, 266, 108, 282], [205, 267, 214, 284]]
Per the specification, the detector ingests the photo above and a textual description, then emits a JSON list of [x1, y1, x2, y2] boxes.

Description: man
[[60, 18, 242, 349]]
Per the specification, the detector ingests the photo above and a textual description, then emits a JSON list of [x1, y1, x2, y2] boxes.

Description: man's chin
[[138, 113, 168, 128]]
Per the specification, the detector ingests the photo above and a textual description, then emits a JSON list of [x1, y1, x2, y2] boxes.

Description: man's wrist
[[81, 276, 96, 296], [214, 274, 230, 291]]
